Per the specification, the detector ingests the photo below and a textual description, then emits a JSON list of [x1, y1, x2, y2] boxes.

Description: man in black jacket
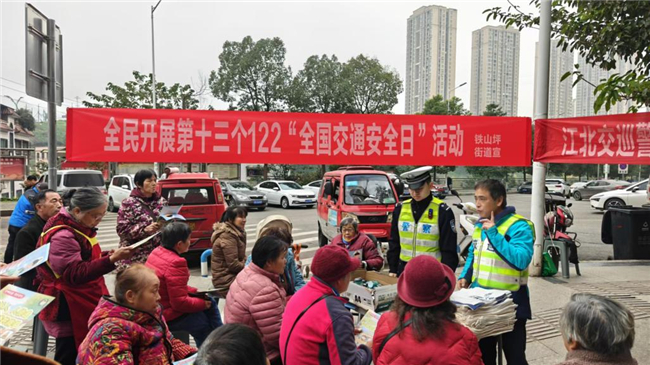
[[387, 166, 458, 277], [13, 189, 62, 290]]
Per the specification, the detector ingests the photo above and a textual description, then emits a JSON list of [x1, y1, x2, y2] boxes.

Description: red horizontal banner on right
[[534, 113, 650, 164]]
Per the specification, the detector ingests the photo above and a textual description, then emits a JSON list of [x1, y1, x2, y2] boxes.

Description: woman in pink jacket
[[145, 222, 222, 347], [226, 236, 288, 365]]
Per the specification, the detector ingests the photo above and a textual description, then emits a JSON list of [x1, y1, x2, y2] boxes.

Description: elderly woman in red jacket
[[226, 236, 287, 365], [331, 217, 384, 271], [145, 222, 222, 347], [372, 255, 483, 365]]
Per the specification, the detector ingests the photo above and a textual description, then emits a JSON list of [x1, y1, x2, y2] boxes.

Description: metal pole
[[46, 19, 57, 192], [151, 0, 161, 175], [529, 0, 551, 277]]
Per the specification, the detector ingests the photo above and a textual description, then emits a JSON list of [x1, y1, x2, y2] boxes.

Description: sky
[[1, 0, 541, 118]]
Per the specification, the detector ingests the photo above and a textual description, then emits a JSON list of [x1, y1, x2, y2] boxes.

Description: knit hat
[[397, 255, 456, 307], [311, 245, 361, 283]]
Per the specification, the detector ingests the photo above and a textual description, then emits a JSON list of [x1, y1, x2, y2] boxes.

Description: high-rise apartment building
[[405, 5, 457, 114], [574, 55, 635, 117], [533, 39, 574, 118], [470, 25, 520, 116]]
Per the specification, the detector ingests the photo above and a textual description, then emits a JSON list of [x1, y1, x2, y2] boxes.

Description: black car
[[220, 180, 268, 211], [518, 181, 533, 194]]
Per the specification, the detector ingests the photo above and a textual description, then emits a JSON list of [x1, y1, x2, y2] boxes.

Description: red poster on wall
[[67, 108, 532, 166], [0, 157, 26, 181], [534, 113, 650, 164]]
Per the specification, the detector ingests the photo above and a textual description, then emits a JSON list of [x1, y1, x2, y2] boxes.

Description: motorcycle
[[544, 193, 581, 275], [450, 190, 480, 260]]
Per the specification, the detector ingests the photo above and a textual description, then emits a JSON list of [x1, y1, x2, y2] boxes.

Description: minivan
[[39, 169, 106, 196]]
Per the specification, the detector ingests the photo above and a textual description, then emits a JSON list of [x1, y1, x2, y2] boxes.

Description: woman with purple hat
[[372, 255, 483, 365]]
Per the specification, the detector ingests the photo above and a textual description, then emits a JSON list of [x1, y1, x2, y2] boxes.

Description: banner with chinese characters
[[534, 113, 650, 164], [67, 108, 532, 166]]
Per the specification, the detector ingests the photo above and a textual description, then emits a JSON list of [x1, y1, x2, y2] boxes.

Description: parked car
[[317, 167, 400, 246], [570, 181, 591, 196], [220, 180, 267, 211], [107, 174, 134, 212], [157, 173, 227, 252], [545, 179, 571, 197], [431, 184, 449, 199], [590, 179, 649, 210], [518, 181, 533, 194], [254, 180, 316, 209], [572, 179, 630, 201], [39, 169, 107, 198], [302, 180, 322, 193]]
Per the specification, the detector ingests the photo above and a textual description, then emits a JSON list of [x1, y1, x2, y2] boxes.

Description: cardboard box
[[342, 270, 398, 312]]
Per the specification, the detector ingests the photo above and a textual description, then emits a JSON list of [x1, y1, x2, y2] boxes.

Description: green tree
[[421, 95, 471, 116], [485, 0, 650, 113], [288, 55, 348, 113], [483, 103, 507, 117], [210, 36, 291, 112], [15, 108, 36, 131], [84, 71, 199, 109], [341, 55, 403, 114]]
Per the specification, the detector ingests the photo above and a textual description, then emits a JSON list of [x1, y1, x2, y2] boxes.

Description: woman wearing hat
[[372, 255, 482, 365]]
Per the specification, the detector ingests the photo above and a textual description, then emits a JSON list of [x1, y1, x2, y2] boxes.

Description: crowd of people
[[1, 168, 641, 365]]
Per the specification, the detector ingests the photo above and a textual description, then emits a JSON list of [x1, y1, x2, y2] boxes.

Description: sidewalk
[[5, 261, 650, 363]]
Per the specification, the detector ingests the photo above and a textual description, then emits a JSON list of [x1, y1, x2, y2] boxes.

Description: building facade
[[405, 5, 457, 114], [470, 25, 520, 116], [574, 55, 635, 117], [533, 39, 574, 119], [1, 104, 35, 198]]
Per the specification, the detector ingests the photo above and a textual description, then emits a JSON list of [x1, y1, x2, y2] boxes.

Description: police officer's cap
[[400, 166, 433, 190]]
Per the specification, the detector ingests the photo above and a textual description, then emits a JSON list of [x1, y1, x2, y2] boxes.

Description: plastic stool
[[544, 239, 580, 278]]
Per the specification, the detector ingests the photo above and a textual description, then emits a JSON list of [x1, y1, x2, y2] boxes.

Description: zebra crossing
[[96, 212, 322, 267]]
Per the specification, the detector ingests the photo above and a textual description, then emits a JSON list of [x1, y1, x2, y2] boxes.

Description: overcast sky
[[1, 0, 540, 117]]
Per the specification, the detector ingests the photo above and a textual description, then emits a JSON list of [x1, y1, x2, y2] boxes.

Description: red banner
[[67, 108, 532, 166], [0, 157, 26, 181], [534, 113, 650, 164]]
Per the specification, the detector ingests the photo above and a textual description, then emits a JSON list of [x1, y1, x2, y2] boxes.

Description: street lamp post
[[447, 82, 467, 114], [151, 0, 162, 109]]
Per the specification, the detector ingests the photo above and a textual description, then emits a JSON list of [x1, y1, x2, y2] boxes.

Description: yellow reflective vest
[[472, 214, 535, 291], [397, 198, 443, 262]]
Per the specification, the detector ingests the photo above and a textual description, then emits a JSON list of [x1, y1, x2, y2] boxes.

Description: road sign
[[25, 3, 63, 105], [619, 164, 628, 175]]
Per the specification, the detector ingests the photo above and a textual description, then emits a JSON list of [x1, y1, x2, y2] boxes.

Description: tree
[[15, 108, 36, 131], [485, 0, 650, 113], [288, 55, 348, 113], [421, 95, 471, 116], [341, 55, 403, 114], [210, 36, 291, 112], [84, 71, 199, 109], [483, 103, 507, 117]]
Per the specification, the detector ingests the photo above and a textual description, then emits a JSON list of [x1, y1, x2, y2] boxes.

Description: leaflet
[[0, 285, 54, 346], [355, 310, 381, 347], [130, 232, 161, 250], [0, 243, 50, 278], [159, 205, 186, 222], [173, 354, 196, 365]]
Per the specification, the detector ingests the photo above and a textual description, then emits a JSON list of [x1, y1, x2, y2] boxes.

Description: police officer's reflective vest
[[472, 213, 535, 291], [398, 198, 443, 262]]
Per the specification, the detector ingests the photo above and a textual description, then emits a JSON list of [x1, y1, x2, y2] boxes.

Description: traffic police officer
[[387, 166, 458, 277], [457, 179, 535, 365]]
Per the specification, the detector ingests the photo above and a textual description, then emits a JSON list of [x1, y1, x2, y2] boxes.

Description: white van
[[39, 170, 106, 196]]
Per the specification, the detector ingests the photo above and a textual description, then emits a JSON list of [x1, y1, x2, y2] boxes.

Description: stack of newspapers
[[450, 287, 517, 339]]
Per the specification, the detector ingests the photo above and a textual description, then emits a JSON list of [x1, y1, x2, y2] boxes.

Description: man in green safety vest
[[458, 179, 535, 365], [387, 166, 458, 277]]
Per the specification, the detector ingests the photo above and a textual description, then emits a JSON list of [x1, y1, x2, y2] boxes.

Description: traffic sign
[[25, 3, 63, 105], [619, 164, 628, 175]]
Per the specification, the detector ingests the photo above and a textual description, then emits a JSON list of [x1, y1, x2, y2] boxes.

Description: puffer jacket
[[331, 232, 384, 271], [372, 311, 483, 365], [211, 222, 246, 297], [76, 297, 196, 365], [225, 263, 286, 361], [145, 246, 206, 321]]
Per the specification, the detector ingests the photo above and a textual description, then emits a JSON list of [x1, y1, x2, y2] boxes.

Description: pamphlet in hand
[[0, 285, 54, 346], [0, 243, 50, 278], [349, 249, 362, 258], [173, 354, 197, 365], [130, 232, 161, 250], [355, 310, 382, 347], [158, 205, 186, 223]]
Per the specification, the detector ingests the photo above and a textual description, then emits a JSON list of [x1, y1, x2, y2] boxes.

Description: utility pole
[[529, 0, 551, 277], [47, 18, 57, 192]]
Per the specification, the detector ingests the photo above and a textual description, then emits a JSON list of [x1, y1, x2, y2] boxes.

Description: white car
[[254, 180, 317, 209], [590, 179, 649, 210], [545, 179, 570, 197], [108, 174, 134, 212], [302, 180, 322, 193]]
